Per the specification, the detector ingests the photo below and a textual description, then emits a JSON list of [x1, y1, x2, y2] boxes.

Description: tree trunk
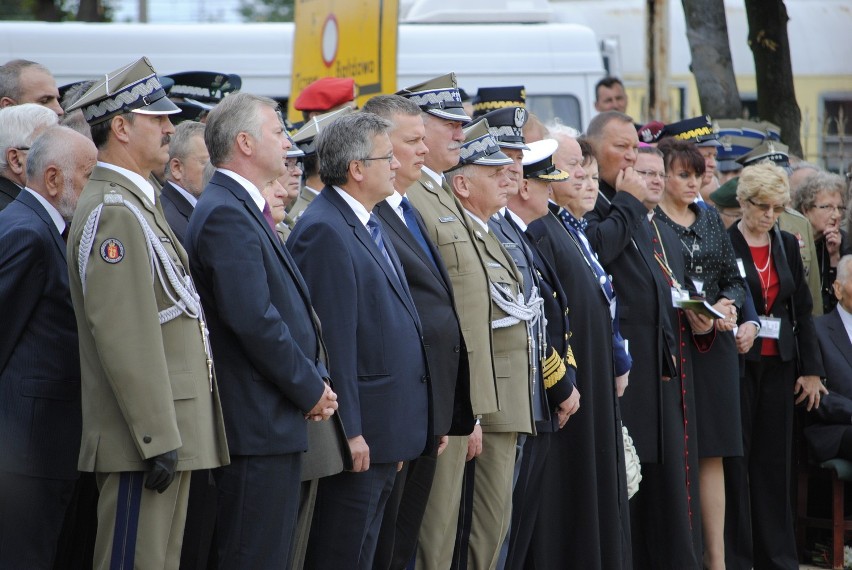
[[33, 0, 63, 21], [743, 0, 803, 156], [681, 0, 742, 119], [77, 0, 107, 22]]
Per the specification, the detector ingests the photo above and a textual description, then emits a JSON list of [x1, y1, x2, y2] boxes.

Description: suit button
[[421, 375, 428, 383], [552, 291, 557, 298], [454, 345, 461, 353], [143, 435, 152, 444]]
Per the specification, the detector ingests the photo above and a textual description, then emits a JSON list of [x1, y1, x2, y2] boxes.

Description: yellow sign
[[290, 0, 398, 122]]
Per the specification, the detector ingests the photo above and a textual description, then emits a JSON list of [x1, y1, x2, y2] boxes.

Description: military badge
[[100, 238, 125, 264]]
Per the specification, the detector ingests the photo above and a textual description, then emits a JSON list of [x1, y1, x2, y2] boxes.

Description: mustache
[[161, 134, 171, 146]]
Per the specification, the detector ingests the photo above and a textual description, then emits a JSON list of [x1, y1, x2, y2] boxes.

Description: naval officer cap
[[292, 106, 354, 156], [165, 71, 242, 104], [397, 73, 471, 122], [662, 115, 720, 147], [447, 118, 512, 172], [522, 139, 570, 181], [477, 106, 530, 150], [66, 57, 180, 125], [472, 85, 526, 119], [736, 140, 790, 169]]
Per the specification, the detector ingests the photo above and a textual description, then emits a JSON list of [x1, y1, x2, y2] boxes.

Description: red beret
[[638, 120, 665, 144], [293, 77, 356, 112]]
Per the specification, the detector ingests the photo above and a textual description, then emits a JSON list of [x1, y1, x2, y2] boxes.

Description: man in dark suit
[[0, 125, 97, 568], [185, 92, 339, 569], [160, 120, 208, 246], [364, 94, 474, 569], [0, 103, 59, 210], [288, 112, 430, 569], [806, 254, 852, 461]]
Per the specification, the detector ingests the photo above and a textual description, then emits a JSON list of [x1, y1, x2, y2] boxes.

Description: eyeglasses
[[746, 198, 786, 214], [635, 169, 668, 180], [13, 146, 30, 152], [360, 152, 395, 164], [284, 158, 303, 172], [813, 204, 847, 214]]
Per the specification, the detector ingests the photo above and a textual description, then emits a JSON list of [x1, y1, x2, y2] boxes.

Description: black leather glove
[[145, 450, 178, 493]]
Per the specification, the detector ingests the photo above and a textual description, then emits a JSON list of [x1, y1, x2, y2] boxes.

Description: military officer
[[65, 57, 229, 570]]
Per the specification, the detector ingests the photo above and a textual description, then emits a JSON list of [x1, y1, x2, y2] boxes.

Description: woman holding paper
[[726, 161, 826, 569], [654, 138, 747, 570]]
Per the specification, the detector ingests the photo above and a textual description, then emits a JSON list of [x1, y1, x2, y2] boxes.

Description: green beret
[[710, 177, 739, 208]]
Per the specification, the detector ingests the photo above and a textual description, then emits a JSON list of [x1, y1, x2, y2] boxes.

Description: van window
[[526, 95, 582, 130]]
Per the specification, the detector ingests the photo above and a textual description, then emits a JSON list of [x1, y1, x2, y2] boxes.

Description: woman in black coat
[[725, 161, 826, 570]]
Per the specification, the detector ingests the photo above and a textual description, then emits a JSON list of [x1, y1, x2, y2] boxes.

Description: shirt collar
[[169, 181, 198, 207], [384, 190, 406, 222], [464, 208, 489, 233], [98, 161, 155, 206], [421, 166, 443, 188], [24, 187, 65, 234], [506, 208, 528, 232], [838, 303, 852, 344], [217, 168, 265, 212], [333, 186, 371, 227], [304, 185, 321, 197]]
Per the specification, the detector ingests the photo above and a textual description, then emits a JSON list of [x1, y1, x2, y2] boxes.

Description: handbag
[[622, 424, 642, 499]]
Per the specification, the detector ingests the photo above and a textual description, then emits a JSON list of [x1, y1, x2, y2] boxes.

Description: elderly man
[[288, 112, 429, 569], [65, 57, 229, 570], [0, 125, 96, 569], [0, 59, 64, 116], [365, 93, 474, 570], [184, 92, 338, 569], [0, 103, 58, 209], [160, 120, 208, 246]]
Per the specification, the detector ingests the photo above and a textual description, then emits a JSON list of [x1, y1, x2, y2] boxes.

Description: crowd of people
[[1, 54, 851, 570]]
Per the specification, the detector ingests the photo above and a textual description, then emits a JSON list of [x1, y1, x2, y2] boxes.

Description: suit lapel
[[18, 190, 67, 260], [826, 310, 852, 370], [161, 182, 194, 219], [472, 215, 522, 284], [376, 200, 446, 288]]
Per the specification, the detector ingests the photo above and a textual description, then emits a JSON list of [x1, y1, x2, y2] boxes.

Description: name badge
[[438, 216, 457, 223], [736, 258, 746, 278], [671, 287, 689, 308], [757, 316, 782, 339]]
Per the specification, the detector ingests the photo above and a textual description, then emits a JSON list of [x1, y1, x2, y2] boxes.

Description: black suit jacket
[[0, 176, 22, 212], [728, 224, 824, 376], [288, 187, 430, 463], [159, 181, 195, 247], [0, 190, 81, 479], [374, 198, 474, 437], [185, 171, 329, 456], [806, 308, 852, 461]]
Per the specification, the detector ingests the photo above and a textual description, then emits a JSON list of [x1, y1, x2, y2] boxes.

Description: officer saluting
[[65, 57, 229, 570]]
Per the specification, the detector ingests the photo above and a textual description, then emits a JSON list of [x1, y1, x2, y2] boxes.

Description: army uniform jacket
[[67, 165, 229, 473]]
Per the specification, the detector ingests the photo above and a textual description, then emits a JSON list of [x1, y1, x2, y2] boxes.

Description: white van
[[0, 19, 605, 129]]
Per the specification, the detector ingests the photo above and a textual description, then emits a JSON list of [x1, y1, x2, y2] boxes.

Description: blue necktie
[[367, 213, 401, 283], [558, 209, 615, 302], [400, 196, 439, 271]]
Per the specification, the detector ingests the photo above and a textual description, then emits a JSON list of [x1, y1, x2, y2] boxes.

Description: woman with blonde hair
[[725, 161, 826, 569]]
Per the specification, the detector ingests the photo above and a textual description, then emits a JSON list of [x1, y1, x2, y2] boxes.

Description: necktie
[[61, 225, 70, 243], [367, 213, 401, 283], [400, 196, 439, 270], [557, 209, 615, 302], [261, 201, 277, 232]]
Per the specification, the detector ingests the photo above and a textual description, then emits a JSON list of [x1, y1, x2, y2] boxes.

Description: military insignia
[[475, 230, 483, 239], [514, 107, 527, 127], [795, 232, 805, 248], [487, 262, 501, 268], [159, 236, 172, 244], [438, 216, 457, 223], [424, 180, 434, 189], [100, 238, 125, 264]]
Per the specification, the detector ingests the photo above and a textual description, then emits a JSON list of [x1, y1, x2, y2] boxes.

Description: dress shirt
[[464, 208, 490, 233], [332, 186, 371, 228], [169, 181, 198, 207], [218, 168, 265, 212], [385, 190, 406, 223], [838, 303, 852, 345]]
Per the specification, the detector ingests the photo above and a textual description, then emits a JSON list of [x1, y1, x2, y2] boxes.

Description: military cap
[[293, 77, 356, 113], [397, 73, 471, 122], [477, 106, 529, 150], [67, 57, 180, 125], [472, 86, 526, 118], [662, 115, 720, 147], [286, 130, 305, 158], [638, 120, 666, 144], [447, 118, 512, 171], [522, 139, 569, 181], [736, 140, 790, 168], [165, 71, 241, 104], [709, 177, 740, 208], [291, 106, 354, 155]]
